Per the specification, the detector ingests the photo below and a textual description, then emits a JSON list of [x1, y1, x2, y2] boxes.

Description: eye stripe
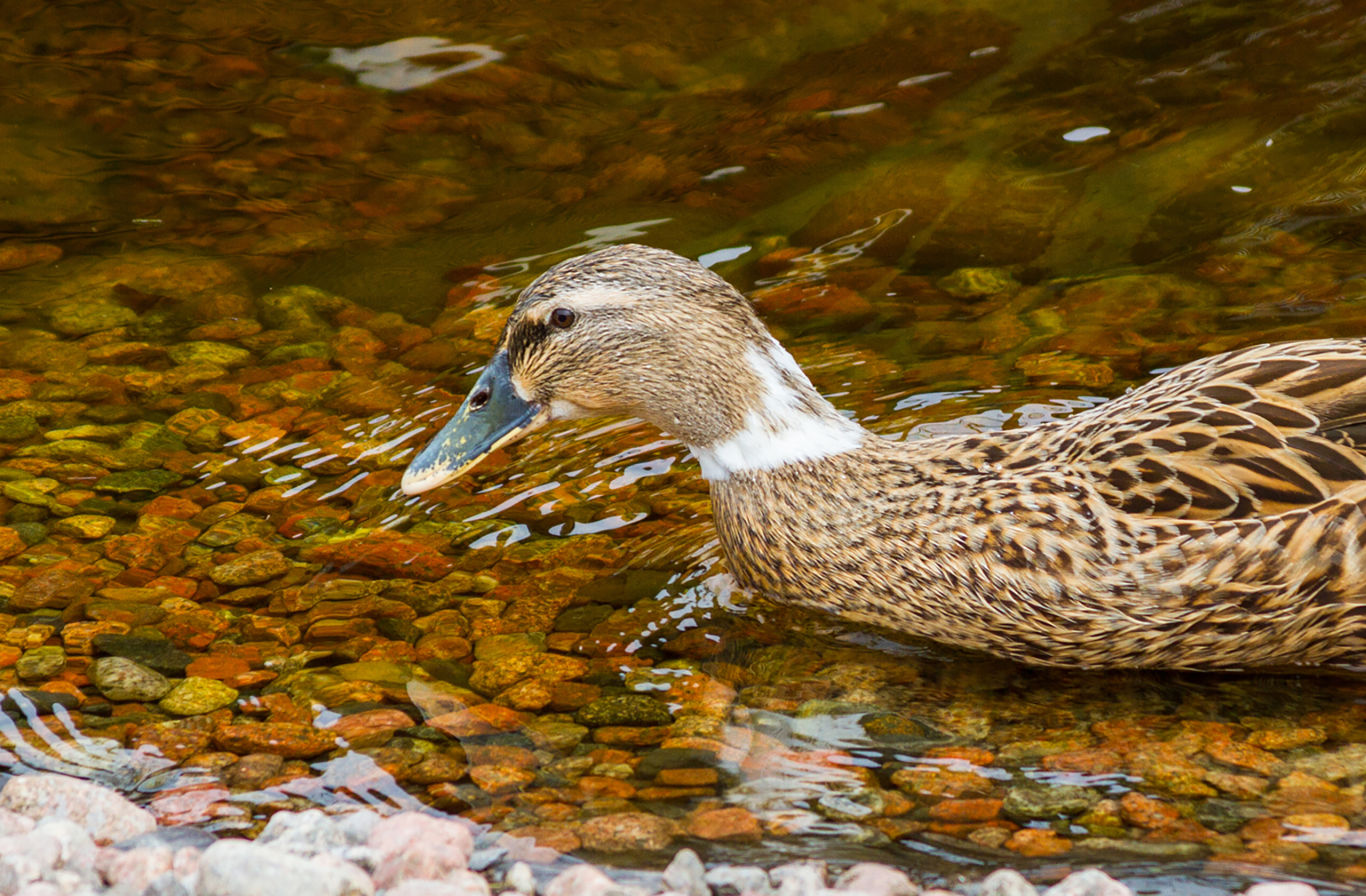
[[507, 319, 549, 364]]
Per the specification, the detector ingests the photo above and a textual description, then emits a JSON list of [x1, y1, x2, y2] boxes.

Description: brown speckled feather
[[714, 340, 1366, 668]]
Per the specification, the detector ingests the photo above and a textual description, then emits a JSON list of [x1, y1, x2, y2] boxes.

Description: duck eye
[[550, 307, 577, 329]]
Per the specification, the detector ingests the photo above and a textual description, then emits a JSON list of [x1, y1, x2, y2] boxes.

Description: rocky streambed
[[1, 246, 1366, 896], [0, 772, 1330, 896]]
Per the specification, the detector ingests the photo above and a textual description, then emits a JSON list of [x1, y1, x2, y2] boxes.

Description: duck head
[[400, 244, 863, 495]]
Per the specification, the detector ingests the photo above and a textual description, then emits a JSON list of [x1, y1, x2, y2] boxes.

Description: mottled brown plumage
[[404, 244, 1366, 669]]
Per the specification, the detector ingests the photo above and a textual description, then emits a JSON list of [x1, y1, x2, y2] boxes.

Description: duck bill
[[401, 351, 545, 495]]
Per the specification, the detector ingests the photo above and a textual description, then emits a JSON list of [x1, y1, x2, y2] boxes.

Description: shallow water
[[5, 0, 1366, 892]]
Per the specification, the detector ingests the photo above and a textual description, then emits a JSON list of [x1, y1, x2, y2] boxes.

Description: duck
[[401, 243, 1366, 669]]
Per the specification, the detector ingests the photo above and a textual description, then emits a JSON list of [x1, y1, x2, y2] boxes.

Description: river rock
[[197, 840, 372, 896], [575, 695, 673, 727], [834, 863, 918, 896], [543, 864, 622, 896], [368, 812, 474, 888], [1003, 782, 1100, 820], [91, 634, 193, 675], [663, 848, 708, 896], [1044, 870, 1131, 896], [579, 812, 676, 853], [210, 549, 291, 586], [90, 656, 173, 701], [159, 677, 238, 715], [15, 645, 66, 681], [259, 808, 379, 857], [979, 870, 1037, 896], [705, 865, 773, 896], [0, 774, 154, 844], [92, 469, 182, 498]]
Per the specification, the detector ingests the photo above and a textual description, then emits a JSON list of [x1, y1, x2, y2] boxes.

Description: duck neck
[[687, 337, 866, 482]]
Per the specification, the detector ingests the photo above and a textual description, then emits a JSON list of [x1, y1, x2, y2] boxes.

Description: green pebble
[[92, 469, 182, 497], [45, 300, 137, 336], [0, 415, 38, 441], [90, 656, 172, 702], [1002, 781, 1101, 820], [167, 341, 254, 368], [937, 267, 1020, 298], [574, 694, 673, 727], [159, 677, 239, 715], [16, 645, 66, 681]]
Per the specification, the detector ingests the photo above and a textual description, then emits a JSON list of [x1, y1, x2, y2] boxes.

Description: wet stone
[[664, 848, 709, 896], [0, 415, 38, 441], [979, 870, 1038, 896], [15, 645, 65, 681], [92, 634, 192, 675], [11, 568, 95, 611], [92, 469, 182, 498], [45, 299, 137, 336], [579, 811, 676, 853], [0, 774, 154, 844], [553, 604, 615, 633], [90, 656, 173, 702], [938, 267, 1020, 298], [198, 513, 275, 548], [52, 513, 116, 539], [159, 677, 239, 715], [1043, 869, 1131, 896], [197, 840, 370, 896], [834, 864, 918, 896], [575, 694, 673, 727], [166, 340, 253, 368], [210, 549, 290, 586], [706, 865, 774, 896], [1002, 782, 1101, 820]]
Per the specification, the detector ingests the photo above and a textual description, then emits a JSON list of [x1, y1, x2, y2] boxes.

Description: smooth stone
[[1044, 870, 1132, 896], [705, 865, 773, 896], [92, 469, 181, 497], [1003, 783, 1100, 820], [579, 812, 676, 853], [91, 634, 192, 675], [574, 695, 673, 727], [209, 549, 290, 586], [15, 645, 65, 681], [167, 341, 253, 368], [45, 300, 137, 336], [385, 875, 491, 896], [0, 774, 154, 844], [504, 862, 536, 896], [114, 827, 217, 850], [937, 267, 1019, 298], [979, 870, 1038, 896], [259, 808, 379, 857], [52, 514, 116, 539], [663, 848, 708, 896], [769, 862, 826, 896], [145, 872, 194, 896], [834, 863, 919, 896], [90, 656, 173, 702], [0, 415, 38, 441], [543, 865, 624, 896], [159, 677, 238, 715], [195, 840, 372, 896], [367, 812, 475, 888], [1243, 885, 1320, 896]]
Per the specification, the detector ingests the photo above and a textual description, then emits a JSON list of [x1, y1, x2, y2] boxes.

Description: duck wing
[[978, 340, 1366, 521]]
